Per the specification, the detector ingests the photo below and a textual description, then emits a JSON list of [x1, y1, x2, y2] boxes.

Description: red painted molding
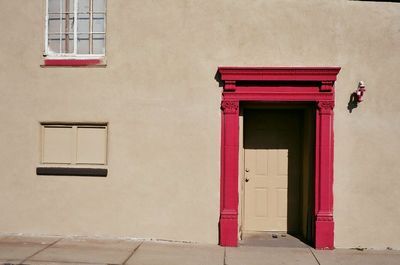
[[318, 101, 335, 113], [221, 100, 239, 114], [217, 66, 340, 249], [320, 81, 334, 92], [44, 59, 103, 67], [218, 67, 341, 82]]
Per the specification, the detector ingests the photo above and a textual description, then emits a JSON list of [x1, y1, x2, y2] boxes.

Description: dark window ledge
[[37, 167, 107, 177], [350, 0, 400, 2]]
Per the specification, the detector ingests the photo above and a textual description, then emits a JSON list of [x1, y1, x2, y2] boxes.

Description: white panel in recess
[[76, 127, 107, 164], [42, 126, 73, 164]]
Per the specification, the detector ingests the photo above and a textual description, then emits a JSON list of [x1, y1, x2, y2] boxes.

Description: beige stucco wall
[[0, 0, 399, 249]]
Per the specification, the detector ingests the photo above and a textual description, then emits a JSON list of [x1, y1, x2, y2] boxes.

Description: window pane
[[77, 13, 89, 33], [78, 0, 90, 13], [93, 33, 105, 54], [61, 34, 74, 53], [48, 35, 61, 54], [62, 14, 75, 34], [61, 0, 75, 14], [49, 0, 74, 14], [77, 33, 89, 54], [49, 14, 74, 34], [93, 14, 105, 32], [93, 0, 105, 12], [48, 0, 61, 13], [48, 14, 61, 34]]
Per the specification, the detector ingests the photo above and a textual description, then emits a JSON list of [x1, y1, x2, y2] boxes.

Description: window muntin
[[45, 0, 106, 58]]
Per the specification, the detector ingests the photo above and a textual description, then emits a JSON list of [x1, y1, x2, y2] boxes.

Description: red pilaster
[[315, 100, 335, 249], [219, 100, 239, 246]]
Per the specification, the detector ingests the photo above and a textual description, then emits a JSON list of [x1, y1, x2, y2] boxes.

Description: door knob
[[245, 168, 250, 172], [245, 178, 250, 182]]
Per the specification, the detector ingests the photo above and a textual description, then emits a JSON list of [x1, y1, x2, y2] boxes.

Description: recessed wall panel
[[42, 126, 73, 164]]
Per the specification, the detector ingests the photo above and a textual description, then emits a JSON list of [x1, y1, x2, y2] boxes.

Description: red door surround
[[217, 67, 341, 249]]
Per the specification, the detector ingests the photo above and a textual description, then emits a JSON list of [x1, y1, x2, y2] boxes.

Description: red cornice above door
[[218, 67, 341, 82]]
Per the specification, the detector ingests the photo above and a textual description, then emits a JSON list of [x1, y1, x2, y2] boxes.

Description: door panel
[[244, 149, 288, 231]]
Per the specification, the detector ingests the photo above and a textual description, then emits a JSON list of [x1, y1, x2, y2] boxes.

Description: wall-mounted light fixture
[[356, 81, 367, 102], [355, 81, 366, 102], [347, 81, 366, 113]]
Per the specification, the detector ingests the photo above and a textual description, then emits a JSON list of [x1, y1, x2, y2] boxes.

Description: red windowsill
[[43, 58, 105, 67]]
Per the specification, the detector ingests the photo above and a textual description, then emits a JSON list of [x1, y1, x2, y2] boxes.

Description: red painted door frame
[[217, 67, 341, 249]]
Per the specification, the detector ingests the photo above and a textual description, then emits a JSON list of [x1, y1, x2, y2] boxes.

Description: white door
[[244, 148, 288, 231]]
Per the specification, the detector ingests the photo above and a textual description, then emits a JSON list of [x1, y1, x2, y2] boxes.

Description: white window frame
[[44, 0, 106, 59]]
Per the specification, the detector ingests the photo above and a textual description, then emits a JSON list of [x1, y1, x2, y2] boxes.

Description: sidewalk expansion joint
[[121, 240, 144, 265], [309, 248, 321, 265], [223, 247, 227, 265], [20, 237, 63, 264]]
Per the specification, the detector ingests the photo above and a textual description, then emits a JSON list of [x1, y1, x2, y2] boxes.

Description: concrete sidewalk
[[0, 235, 399, 265]]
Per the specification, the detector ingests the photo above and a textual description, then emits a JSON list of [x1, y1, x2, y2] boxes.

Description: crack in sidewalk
[[20, 237, 63, 264], [223, 247, 227, 265], [309, 248, 321, 265], [121, 241, 144, 265]]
